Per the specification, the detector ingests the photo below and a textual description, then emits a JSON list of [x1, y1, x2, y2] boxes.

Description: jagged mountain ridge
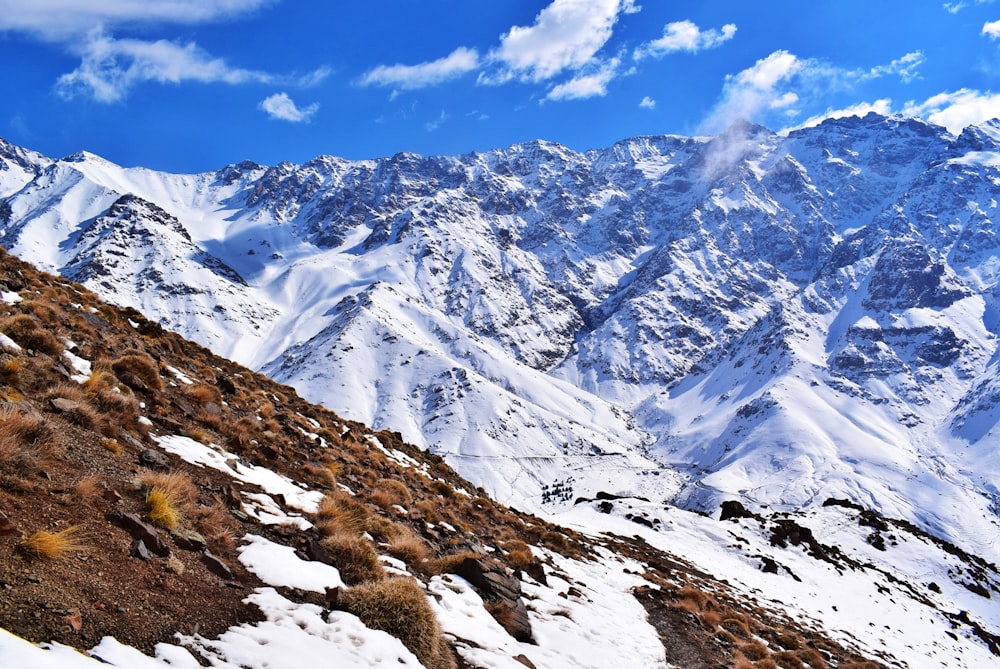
[[1, 113, 999, 561]]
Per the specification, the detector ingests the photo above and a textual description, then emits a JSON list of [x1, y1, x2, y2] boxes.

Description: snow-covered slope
[[2, 113, 999, 565]]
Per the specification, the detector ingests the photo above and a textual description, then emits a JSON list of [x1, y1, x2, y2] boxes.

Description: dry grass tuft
[[368, 478, 412, 510], [111, 354, 163, 391], [187, 383, 221, 404], [342, 577, 455, 669], [320, 532, 385, 585], [303, 459, 341, 488], [315, 493, 371, 537], [74, 474, 102, 502], [20, 526, 87, 559], [796, 648, 827, 669], [426, 551, 482, 576], [193, 500, 237, 551], [0, 315, 62, 355], [774, 651, 806, 669], [738, 640, 770, 661], [386, 527, 431, 567]]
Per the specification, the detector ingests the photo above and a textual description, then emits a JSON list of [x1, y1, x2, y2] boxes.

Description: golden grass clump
[[141, 470, 196, 530], [342, 577, 455, 669], [146, 487, 180, 530], [20, 526, 87, 559], [501, 540, 535, 569], [320, 532, 385, 585], [111, 353, 163, 391], [0, 314, 62, 356]]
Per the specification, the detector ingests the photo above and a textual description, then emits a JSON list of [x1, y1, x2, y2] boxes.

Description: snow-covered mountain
[[2, 113, 999, 567]]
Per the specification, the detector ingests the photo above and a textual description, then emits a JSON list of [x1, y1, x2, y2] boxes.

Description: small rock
[[171, 529, 207, 552], [102, 489, 122, 503], [50, 397, 80, 413], [0, 512, 22, 540], [139, 449, 170, 470], [132, 539, 152, 560], [513, 655, 537, 669], [106, 510, 170, 557], [201, 551, 233, 580]]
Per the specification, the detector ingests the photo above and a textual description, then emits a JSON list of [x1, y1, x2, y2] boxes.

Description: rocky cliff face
[[1, 113, 998, 565]]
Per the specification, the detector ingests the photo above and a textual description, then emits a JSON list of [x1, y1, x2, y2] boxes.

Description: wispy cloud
[[425, 109, 449, 132], [944, 0, 993, 13], [0, 0, 328, 104], [868, 51, 924, 83], [634, 20, 736, 59], [56, 33, 273, 102], [359, 47, 479, 90], [0, 0, 271, 40], [259, 92, 318, 123], [639, 95, 655, 109]]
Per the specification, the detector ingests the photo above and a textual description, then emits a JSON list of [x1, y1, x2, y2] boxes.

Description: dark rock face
[[107, 510, 170, 557], [455, 557, 533, 642]]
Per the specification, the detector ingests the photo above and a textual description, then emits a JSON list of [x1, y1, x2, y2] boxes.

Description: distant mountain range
[[2, 113, 999, 569]]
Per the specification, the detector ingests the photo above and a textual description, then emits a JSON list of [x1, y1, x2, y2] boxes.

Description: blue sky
[[3, 1, 1000, 172]]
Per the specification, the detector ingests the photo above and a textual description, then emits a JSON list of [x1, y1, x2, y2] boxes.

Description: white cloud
[[0, 0, 269, 40], [55, 33, 274, 102], [425, 110, 449, 132], [635, 20, 736, 59], [0, 1, 329, 103], [545, 60, 619, 100], [944, 0, 993, 13], [699, 50, 802, 132], [794, 99, 894, 130], [902, 89, 1000, 133], [486, 0, 633, 82], [359, 47, 479, 90], [792, 89, 1000, 135], [984, 19, 1000, 38], [700, 49, 929, 133], [259, 92, 318, 123], [868, 51, 924, 83], [769, 91, 799, 109], [639, 95, 655, 109]]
